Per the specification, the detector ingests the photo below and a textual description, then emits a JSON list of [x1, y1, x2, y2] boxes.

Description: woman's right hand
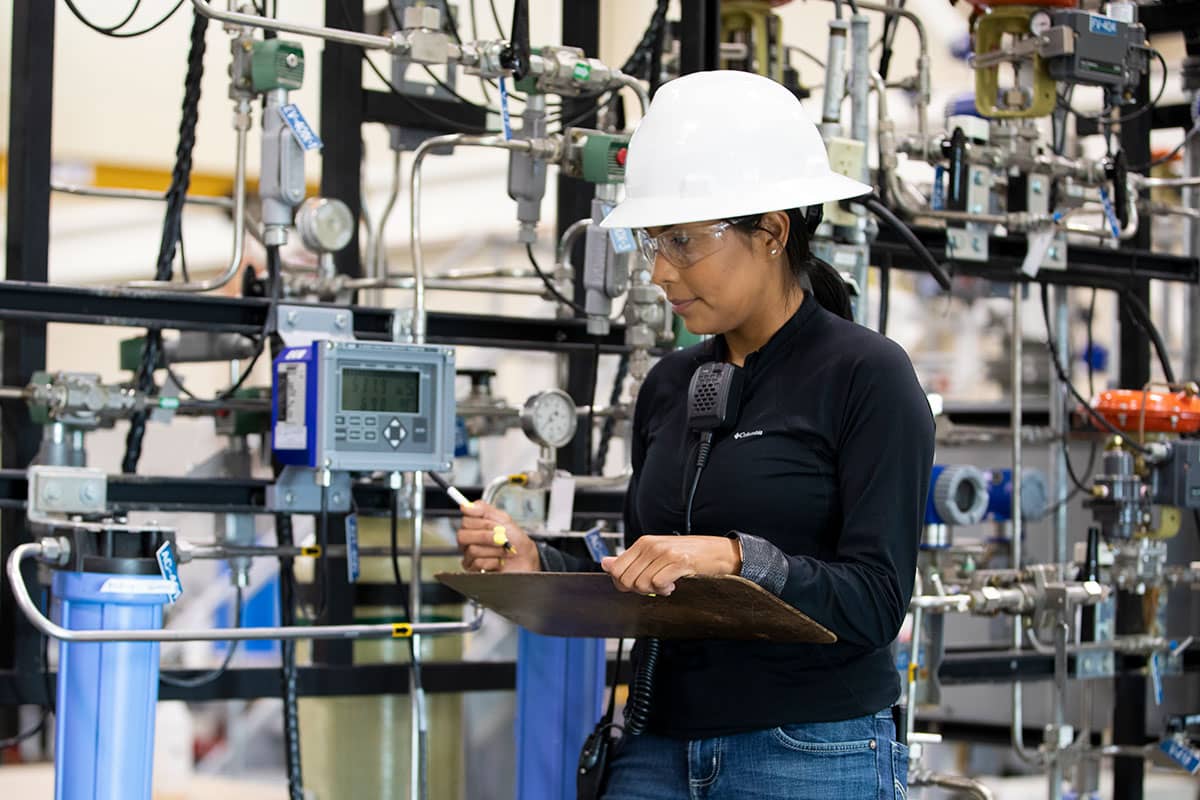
[[456, 500, 541, 573]]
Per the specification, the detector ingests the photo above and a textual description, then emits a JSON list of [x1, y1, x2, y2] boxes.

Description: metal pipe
[[1052, 286, 1070, 565], [612, 71, 650, 115], [557, 218, 591, 271], [8, 542, 482, 643], [1142, 201, 1200, 219], [1009, 282, 1043, 766], [909, 594, 972, 612], [372, 149, 404, 303], [409, 134, 549, 344], [183, 544, 462, 560], [906, 571, 923, 747], [409, 470, 427, 800], [125, 102, 250, 292], [190, 0, 394, 52], [850, 14, 871, 180], [1135, 174, 1200, 189], [909, 771, 996, 800], [820, 18, 850, 137], [51, 182, 234, 208], [1049, 619, 1069, 800]]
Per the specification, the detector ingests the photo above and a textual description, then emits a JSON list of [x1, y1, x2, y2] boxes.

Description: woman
[[457, 71, 935, 800]]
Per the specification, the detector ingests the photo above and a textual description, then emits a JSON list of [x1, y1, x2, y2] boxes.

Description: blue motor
[[925, 465, 990, 528], [985, 468, 1050, 523]]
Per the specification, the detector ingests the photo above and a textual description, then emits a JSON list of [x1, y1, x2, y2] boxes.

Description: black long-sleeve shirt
[[539, 292, 935, 736]]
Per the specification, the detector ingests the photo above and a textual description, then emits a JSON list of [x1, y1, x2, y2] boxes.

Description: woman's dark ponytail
[[733, 208, 854, 321]]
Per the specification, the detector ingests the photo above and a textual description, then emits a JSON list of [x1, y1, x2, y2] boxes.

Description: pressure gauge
[[520, 389, 578, 449], [295, 197, 354, 255], [1029, 10, 1053, 36]]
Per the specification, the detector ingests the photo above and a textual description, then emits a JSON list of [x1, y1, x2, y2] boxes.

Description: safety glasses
[[636, 221, 740, 270]]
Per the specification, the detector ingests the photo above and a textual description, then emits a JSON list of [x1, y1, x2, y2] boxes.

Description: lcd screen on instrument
[[341, 368, 420, 413]]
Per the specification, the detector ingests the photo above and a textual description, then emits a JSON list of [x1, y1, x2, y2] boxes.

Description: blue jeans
[[601, 709, 908, 800]]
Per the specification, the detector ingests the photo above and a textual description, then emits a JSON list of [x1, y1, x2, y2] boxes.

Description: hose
[[122, 8, 208, 474], [275, 514, 305, 800]]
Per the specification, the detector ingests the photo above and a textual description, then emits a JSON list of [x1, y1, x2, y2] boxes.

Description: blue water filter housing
[[52, 570, 172, 800]]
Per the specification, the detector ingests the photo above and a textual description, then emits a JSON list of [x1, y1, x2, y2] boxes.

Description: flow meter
[[272, 340, 456, 473]]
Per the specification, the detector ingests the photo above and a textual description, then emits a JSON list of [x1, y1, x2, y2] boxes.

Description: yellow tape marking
[[392, 623, 413, 638], [300, 545, 322, 557]]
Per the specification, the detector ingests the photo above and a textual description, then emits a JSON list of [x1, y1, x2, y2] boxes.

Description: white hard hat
[[600, 70, 872, 230]]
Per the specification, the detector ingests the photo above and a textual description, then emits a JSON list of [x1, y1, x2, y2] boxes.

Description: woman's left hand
[[601, 535, 742, 596]]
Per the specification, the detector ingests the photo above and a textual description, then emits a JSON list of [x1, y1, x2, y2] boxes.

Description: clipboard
[[435, 572, 837, 644]]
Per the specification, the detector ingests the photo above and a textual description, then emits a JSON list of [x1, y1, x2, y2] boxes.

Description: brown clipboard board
[[436, 572, 837, 644]]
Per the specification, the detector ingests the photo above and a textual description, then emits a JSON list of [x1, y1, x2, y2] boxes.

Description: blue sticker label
[[155, 542, 182, 603], [608, 227, 636, 255], [279, 104, 323, 151], [1159, 738, 1200, 774], [1150, 653, 1164, 706], [1089, 15, 1119, 36], [583, 526, 611, 563], [345, 513, 360, 584]]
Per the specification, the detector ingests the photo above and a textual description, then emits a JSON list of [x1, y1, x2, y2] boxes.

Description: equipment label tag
[[99, 577, 180, 596], [1159, 737, 1200, 774], [345, 513, 360, 584], [279, 104, 323, 151], [155, 542, 183, 603], [1088, 15, 1119, 36], [583, 526, 610, 563], [275, 361, 308, 450], [545, 474, 576, 533]]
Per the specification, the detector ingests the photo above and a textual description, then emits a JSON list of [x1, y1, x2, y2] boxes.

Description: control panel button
[[349, 416, 362, 426], [365, 430, 377, 441], [335, 415, 345, 425], [335, 428, 347, 441], [384, 417, 408, 449], [364, 416, 377, 426], [348, 430, 362, 441], [412, 419, 429, 444]]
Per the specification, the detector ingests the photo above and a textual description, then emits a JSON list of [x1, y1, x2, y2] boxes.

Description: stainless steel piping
[[125, 102, 250, 293], [51, 183, 233, 209], [8, 541, 482, 643]]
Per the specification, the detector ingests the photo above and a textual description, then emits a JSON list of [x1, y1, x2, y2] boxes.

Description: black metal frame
[[3, 7, 1198, 792]]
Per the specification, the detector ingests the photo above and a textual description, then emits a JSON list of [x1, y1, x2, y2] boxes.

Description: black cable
[[362, 52, 497, 135], [1130, 124, 1199, 172], [65, 0, 185, 37], [860, 196, 953, 290], [488, 0, 505, 37], [526, 244, 589, 315], [877, 253, 891, 336], [389, 487, 413, 620], [70, 0, 144, 34], [1039, 283, 1151, 455], [1059, 48, 1168, 128], [275, 514, 305, 800], [1116, 285, 1175, 384], [309, 482, 331, 623], [0, 708, 48, 751], [122, 8, 208, 475], [159, 587, 243, 687], [623, 638, 659, 736], [585, 342, 600, 477], [595, 353, 629, 475]]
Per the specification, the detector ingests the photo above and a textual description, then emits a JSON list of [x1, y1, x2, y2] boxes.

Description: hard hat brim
[[599, 173, 873, 230]]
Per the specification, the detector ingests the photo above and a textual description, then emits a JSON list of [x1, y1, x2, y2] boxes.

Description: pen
[[428, 471, 474, 510]]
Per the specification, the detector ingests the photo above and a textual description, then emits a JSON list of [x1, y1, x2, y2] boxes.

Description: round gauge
[[520, 389, 578, 449], [1029, 10, 1053, 36]]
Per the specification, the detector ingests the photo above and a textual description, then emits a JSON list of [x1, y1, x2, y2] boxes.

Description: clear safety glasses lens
[[636, 223, 735, 269]]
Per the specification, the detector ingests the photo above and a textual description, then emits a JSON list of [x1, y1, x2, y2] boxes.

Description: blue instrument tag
[[1159, 737, 1200, 774], [279, 104, 323, 151], [583, 526, 610, 563], [499, 78, 513, 141], [1088, 15, 1119, 36], [155, 541, 183, 603], [1150, 652, 1164, 706], [345, 513, 360, 584]]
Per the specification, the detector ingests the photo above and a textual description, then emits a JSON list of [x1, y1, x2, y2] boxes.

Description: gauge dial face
[[521, 390, 578, 449], [1029, 10, 1053, 36]]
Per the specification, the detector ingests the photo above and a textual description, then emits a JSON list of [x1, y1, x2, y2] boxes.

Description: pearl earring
[[770, 248, 779, 255]]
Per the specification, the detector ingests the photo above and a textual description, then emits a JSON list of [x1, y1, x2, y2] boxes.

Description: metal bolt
[[285, 53, 299, 68], [325, 341, 335, 350], [1032, 180, 1043, 195], [284, 491, 295, 505], [79, 483, 98, 503], [973, 172, 985, 186], [971, 204, 983, 214], [286, 311, 298, 327], [972, 239, 983, 253], [332, 492, 343, 505], [1048, 247, 1058, 260], [335, 314, 348, 329], [42, 483, 61, 503]]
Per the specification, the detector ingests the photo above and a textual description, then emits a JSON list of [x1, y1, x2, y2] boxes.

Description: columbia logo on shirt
[[733, 430, 764, 440]]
